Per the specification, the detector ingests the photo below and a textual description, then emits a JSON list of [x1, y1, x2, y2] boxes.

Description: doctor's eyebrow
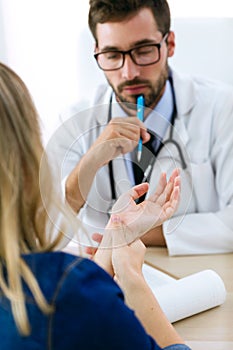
[[98, 39, 160, 53]]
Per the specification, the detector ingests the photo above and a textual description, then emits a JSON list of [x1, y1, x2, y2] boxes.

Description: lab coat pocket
[[190, 160, 218, 212]]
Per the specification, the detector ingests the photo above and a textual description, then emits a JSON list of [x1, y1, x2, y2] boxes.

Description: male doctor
[[53, 0, 233, 255]]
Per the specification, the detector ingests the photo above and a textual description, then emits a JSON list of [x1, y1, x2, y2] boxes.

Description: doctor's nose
[[121, 55, 140, 80]]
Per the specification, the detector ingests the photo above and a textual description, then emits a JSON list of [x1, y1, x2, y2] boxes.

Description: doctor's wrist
[[141, 225, 166, 247]]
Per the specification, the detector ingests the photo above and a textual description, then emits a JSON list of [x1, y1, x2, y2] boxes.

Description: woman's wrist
[[115, 268, 146, 291]]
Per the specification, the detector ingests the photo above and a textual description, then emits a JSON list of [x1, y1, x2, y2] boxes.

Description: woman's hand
[[93, 169, 180, 274], [110, 215, 146, 284], [94, 215, 146, 279], [109, 168, 180, 243]]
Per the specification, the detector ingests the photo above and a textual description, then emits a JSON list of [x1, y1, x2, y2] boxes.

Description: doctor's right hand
[[65, 116, 149, 213], [88, 116, 150, 168]]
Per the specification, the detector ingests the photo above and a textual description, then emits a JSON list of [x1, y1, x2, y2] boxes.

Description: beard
[[106, 63, 169, 111]]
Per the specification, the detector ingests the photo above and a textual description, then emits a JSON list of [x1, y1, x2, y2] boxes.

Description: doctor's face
[[95, 7, 175, 110]]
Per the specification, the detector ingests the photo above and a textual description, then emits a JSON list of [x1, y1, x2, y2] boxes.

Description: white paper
[[142, 263, 175, 288], [142, 265, 226, 323]]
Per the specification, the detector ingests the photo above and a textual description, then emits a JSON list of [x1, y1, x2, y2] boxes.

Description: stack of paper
[[142, 264, 226, 323]]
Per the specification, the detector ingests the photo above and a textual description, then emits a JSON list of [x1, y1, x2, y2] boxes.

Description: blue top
[[0, 252, 191, 350]]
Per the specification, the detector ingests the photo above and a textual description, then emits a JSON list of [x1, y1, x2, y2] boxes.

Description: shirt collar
[[144, 79, 174, 139]]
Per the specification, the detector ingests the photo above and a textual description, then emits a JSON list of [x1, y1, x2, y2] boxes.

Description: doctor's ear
[[166, 31, 175, 58], [94, 44, 97, 54]]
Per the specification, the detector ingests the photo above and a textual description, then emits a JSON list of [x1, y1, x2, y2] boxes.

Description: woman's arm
[[111, 229, 184, 348], [94, 170, 189, 348]]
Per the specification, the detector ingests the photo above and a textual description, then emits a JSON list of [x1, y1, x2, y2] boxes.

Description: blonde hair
[[0, 62, 74, 335]]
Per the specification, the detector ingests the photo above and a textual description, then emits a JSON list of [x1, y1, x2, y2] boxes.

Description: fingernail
[[111, 214, 120, 223]]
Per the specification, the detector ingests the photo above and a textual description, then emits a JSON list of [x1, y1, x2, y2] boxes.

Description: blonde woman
[[0, 62, 190, 350]]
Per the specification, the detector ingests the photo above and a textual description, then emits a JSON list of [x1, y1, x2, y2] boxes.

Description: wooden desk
[[145, 248, 233, 350]]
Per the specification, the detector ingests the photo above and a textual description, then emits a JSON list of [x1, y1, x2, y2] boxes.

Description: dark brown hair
[[88, 0, 171, 45]]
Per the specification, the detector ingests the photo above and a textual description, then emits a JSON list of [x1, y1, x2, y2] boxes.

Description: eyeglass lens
[[96, 44, 160, 70]]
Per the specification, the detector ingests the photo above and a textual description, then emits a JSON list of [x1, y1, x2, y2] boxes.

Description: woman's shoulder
[[23, 251, 122, 302], [23, 251, 110, 279]]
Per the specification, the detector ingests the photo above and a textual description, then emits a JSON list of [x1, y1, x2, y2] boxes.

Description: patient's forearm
[[118, 271, 184, 347]]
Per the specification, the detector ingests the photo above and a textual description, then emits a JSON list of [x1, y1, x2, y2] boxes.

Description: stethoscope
[[107, 76, 187, 203]]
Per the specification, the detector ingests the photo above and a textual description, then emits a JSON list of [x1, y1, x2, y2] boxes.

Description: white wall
[[170, 18, 233, 84], [0, 0, 90, 143], [0, 0, 232, 144], [0, 0, 7, 62]]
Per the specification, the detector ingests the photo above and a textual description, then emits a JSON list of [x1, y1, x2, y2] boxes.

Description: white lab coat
[[50, 69, 233, 255]]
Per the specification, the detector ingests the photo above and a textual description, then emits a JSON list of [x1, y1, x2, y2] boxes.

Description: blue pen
[[137, 95, 144, 162]]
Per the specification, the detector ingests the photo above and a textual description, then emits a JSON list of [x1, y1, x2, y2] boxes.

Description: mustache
[[118, 78, 150, 91]]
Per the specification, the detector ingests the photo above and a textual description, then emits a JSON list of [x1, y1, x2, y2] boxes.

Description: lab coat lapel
[[167, 69, 197, 148]]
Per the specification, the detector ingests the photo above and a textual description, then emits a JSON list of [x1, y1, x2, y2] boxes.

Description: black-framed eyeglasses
[[94, 33, 168, 71]]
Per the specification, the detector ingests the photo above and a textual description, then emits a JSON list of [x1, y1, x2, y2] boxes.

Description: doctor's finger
[[109, 118, 149, 143], [117, 138, 138, 154], [141, 128, 151, 143], [109, 118, 139, 134]]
